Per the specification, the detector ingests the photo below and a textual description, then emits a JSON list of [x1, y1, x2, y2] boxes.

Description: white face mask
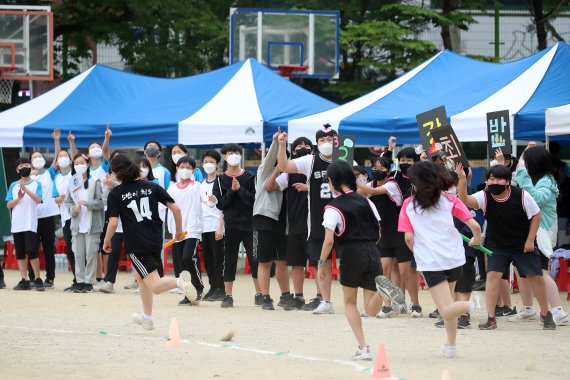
[[75, 164, 88, 175], [172, 154, 184, 164], [140, 168, 149, 178], [89, 147, 103, 158], [57, 157, 70, 168], [178, 168, 193, 180], [203, 162, 216, 174], [32, 157, 46, 170], [226, 154, 241, 167], [319, 142, 333, 156]]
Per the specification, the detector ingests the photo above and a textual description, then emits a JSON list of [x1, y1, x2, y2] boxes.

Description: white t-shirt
[[76, 186, 89, 234], [5, 180, 42, 233], [471, 188, 540, 219], [167, 180, 203, 239], [200, 179, 222, 233], [54, 170, 72, 222], [398, 193, 473, 272], [89, 161, 109, 183], [322, 196, 380, 235], [32, 169, 59, 218], [275, 172, 289, 191], [366, 180, 403, 206], [292, 154, 331, 177]]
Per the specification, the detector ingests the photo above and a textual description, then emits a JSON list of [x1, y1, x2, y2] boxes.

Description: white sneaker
[[131, 312, 154, 330], [93, 280, 104, 290], [442, 343, 457, 358], [124, 281, 138, 290], [552, 307, 569, 326], [352, 345, 372, 361], [375, 275, 405, 305], [313, 300, 334, 314], [469, 293, 488, 324], [409, 305, 423, 318], [99, 281, 115, 294], [377, 306, 397, 318], [507, 306, 537, 322], [169, 287, 180, 294], [178, 271, 198, 304]]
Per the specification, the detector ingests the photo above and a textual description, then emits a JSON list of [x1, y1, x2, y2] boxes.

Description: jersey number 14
[[127, 197, 152, 222]]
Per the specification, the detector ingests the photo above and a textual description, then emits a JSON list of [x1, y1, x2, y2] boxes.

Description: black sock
[[281, 291, 290, 297], [262, 294, 271, 301], [96, 277, 103, 282], [295, 293, 303, 299], [316, 293, 322, 298]]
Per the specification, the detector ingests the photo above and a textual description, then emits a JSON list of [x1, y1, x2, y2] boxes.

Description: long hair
[[135, 156, 156, 181], [326, 161, 357, 195], [111, 155, 140, 183], [407, 161, 442, 210], [524, 146, 554, 185]]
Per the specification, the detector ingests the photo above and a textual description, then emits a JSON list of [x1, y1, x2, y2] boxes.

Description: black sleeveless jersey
[[369, 179, 406, 248], [327, 192, 379, 245], [287, 173, 308, 236], [484, 186, 531, 252], [309, 155, 332, 239]]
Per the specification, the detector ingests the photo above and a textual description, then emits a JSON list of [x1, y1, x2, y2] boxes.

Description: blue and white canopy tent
[[0, 59, 336, 148], [288, 43, 570, 146], [546, 103, 570, 142]]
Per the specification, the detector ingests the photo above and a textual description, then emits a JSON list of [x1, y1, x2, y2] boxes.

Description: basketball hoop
[[0, 67, 15, 104], [277, 65, 308, 79]]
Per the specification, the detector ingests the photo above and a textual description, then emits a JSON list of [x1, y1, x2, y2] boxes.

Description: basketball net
[[0, 68, 15, 104]]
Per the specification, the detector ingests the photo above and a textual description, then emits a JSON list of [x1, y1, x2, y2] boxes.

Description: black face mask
[[399, 163, 411, 175], [487, 184, 507, 195], [372, 170, 388, 181], [18, 167, 31, 178], [295, 147, 311, 158]]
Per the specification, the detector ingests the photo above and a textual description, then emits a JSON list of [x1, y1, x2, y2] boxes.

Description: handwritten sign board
[[332, 135, 355, 165], [431, 125, 470, 168], [486, 110, 512, 156], [416, 106, 448, 155]]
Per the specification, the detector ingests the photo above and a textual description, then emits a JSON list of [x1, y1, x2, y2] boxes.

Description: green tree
[[526, 0, 568, 51]]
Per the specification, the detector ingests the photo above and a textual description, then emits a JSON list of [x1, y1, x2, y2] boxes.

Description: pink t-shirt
[[398, 193, 473, 271]]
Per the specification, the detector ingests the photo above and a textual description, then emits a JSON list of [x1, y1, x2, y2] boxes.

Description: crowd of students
[[1, 125, 568, 360]]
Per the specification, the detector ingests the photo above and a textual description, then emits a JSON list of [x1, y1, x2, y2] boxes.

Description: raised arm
[[277, 132, 299, 174], [67, 131, 77, 158], [52, 129, 61, 168], [102, 124, 112, 161], [457, 163, 480, 209]]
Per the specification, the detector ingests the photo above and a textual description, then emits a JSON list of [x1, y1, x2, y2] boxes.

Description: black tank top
[[309, 155, 332, 239], [369, 179, 406, 248], [484, 186, 531, 252], [328, 192, 379, 245], [287, 173, 308, 236]]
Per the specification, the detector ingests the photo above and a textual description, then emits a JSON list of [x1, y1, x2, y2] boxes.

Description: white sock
[[142, 312, 152, 321], [176, 278, 182, 288]]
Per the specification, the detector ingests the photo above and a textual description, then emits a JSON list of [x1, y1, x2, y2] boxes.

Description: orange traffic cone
[[372, 344, 392, 378], [165, 317, 182, 348]]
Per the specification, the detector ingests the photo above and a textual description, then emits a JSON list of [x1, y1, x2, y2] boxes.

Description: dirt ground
[[0, 269, 569, 380]]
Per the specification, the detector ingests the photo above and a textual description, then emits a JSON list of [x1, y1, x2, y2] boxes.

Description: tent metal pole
[[512, 139, 517, 158], [261, 142, 266, 161], [546, 135, 550, 150]]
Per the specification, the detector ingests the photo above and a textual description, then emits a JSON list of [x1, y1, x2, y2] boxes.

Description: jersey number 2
[[127, 197, 152, 222], [320, 183, 331, 198]]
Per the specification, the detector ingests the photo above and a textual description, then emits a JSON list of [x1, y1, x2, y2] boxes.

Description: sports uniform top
[[6, 180, 43, 233], [369, 179, 405, 249], [276, 172, 308, 236]]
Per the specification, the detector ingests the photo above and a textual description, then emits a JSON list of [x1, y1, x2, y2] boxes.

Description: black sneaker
[[302, 297, 322, 311], [261, 296, 275, 311], [178, 297, 192, 306], [541, 311, 556, 330], [44, 279, 54, 289], [13, 279, 31, 290], [208, 289, 226, 302], [254, 293, 263, 306], [434, 319, 445, 328], [471, 280, 486, 291], [202, 288, 216, 301], [498, 306, 517, 317], [478, 316, 497, 330], [34, 278, 45, 292], [73, 283, 85, 293], [277, 293, 294, 309], [429, 309, 440, 318], [458, 316, 471, 329], [221, 295, 234, 308], [29, 280, 36, 289], [283, 296, 305, 311], [494, 305, 505, 316], [82, 284, 94, 293], [65, 283, 80, 292], [0, 279, 6, 289]]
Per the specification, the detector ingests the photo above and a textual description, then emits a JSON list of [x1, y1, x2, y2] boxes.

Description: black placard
[[416, 106, 448, 155], [431, 125, 470, 168], [486, 110, 512, 156], [332, 135, 355, 165]]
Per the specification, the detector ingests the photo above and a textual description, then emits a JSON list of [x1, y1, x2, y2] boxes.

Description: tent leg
[[512, 139, 517, 158], [261, 142, 266, 161], [546, 135, 550, 150]]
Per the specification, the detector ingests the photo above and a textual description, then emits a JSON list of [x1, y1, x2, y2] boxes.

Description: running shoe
[[375, 275, 405, 305], [507, 306, 537, 322], [313, 300, 334, 314], [277, 293, 294, 308], [207, 289, 226, 302], [478, 316, 497, 330], [429, 309, 440, 318], [0, 279, 5, 289], [221, 295, 234, 308], [99, 281, 115, 294], [63, 283, 77, 292], [261, 296, 275, 311], [376, 306, 397, 319], [434, 319, 445, 328], [82, 284, 94, 293], [34, 278, 45, 292], [124, 281, 139, 290], [131, 312, 154, 330], [44, 279, 54, 289], [178, 271, 198, 304], [178, 297, 192, 306], [410, 305, 423, 318], [73, 283, 85, 293], [283, 296, 305, 311], [497, 306, 517, 317], [202, 288, 216, 301], [352, 345, 372, 361], [551, 307, 569, 326], [541, 311, 557, 330], [302, 297, 322, 311], [254, 293, 263, 306], [13, 279, 31, 290], [442, 343, 457, 358]]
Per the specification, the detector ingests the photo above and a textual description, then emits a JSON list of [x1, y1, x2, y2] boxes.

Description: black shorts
[[540, 252, 549, 271], [287, 234, 308, 267], [379, 245, 413, 263], [339, 242, 382, 290], [423, 266, 463, 288], [253, 230, 287, 263], [487, 247, 542, 277], [455, 256, 475, 293], [13, 231, 39, 260], [129, 251, 164, 279], [308, 238, 324, 267]]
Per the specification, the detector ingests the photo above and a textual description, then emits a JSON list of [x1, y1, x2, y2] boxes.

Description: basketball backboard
[[0, 5, 54, 80], [229, 8, 340, 79]]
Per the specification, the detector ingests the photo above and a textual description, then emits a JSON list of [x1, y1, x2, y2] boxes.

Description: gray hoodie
[[64, 178, 105, 236], [253, 140, 283, 221]]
